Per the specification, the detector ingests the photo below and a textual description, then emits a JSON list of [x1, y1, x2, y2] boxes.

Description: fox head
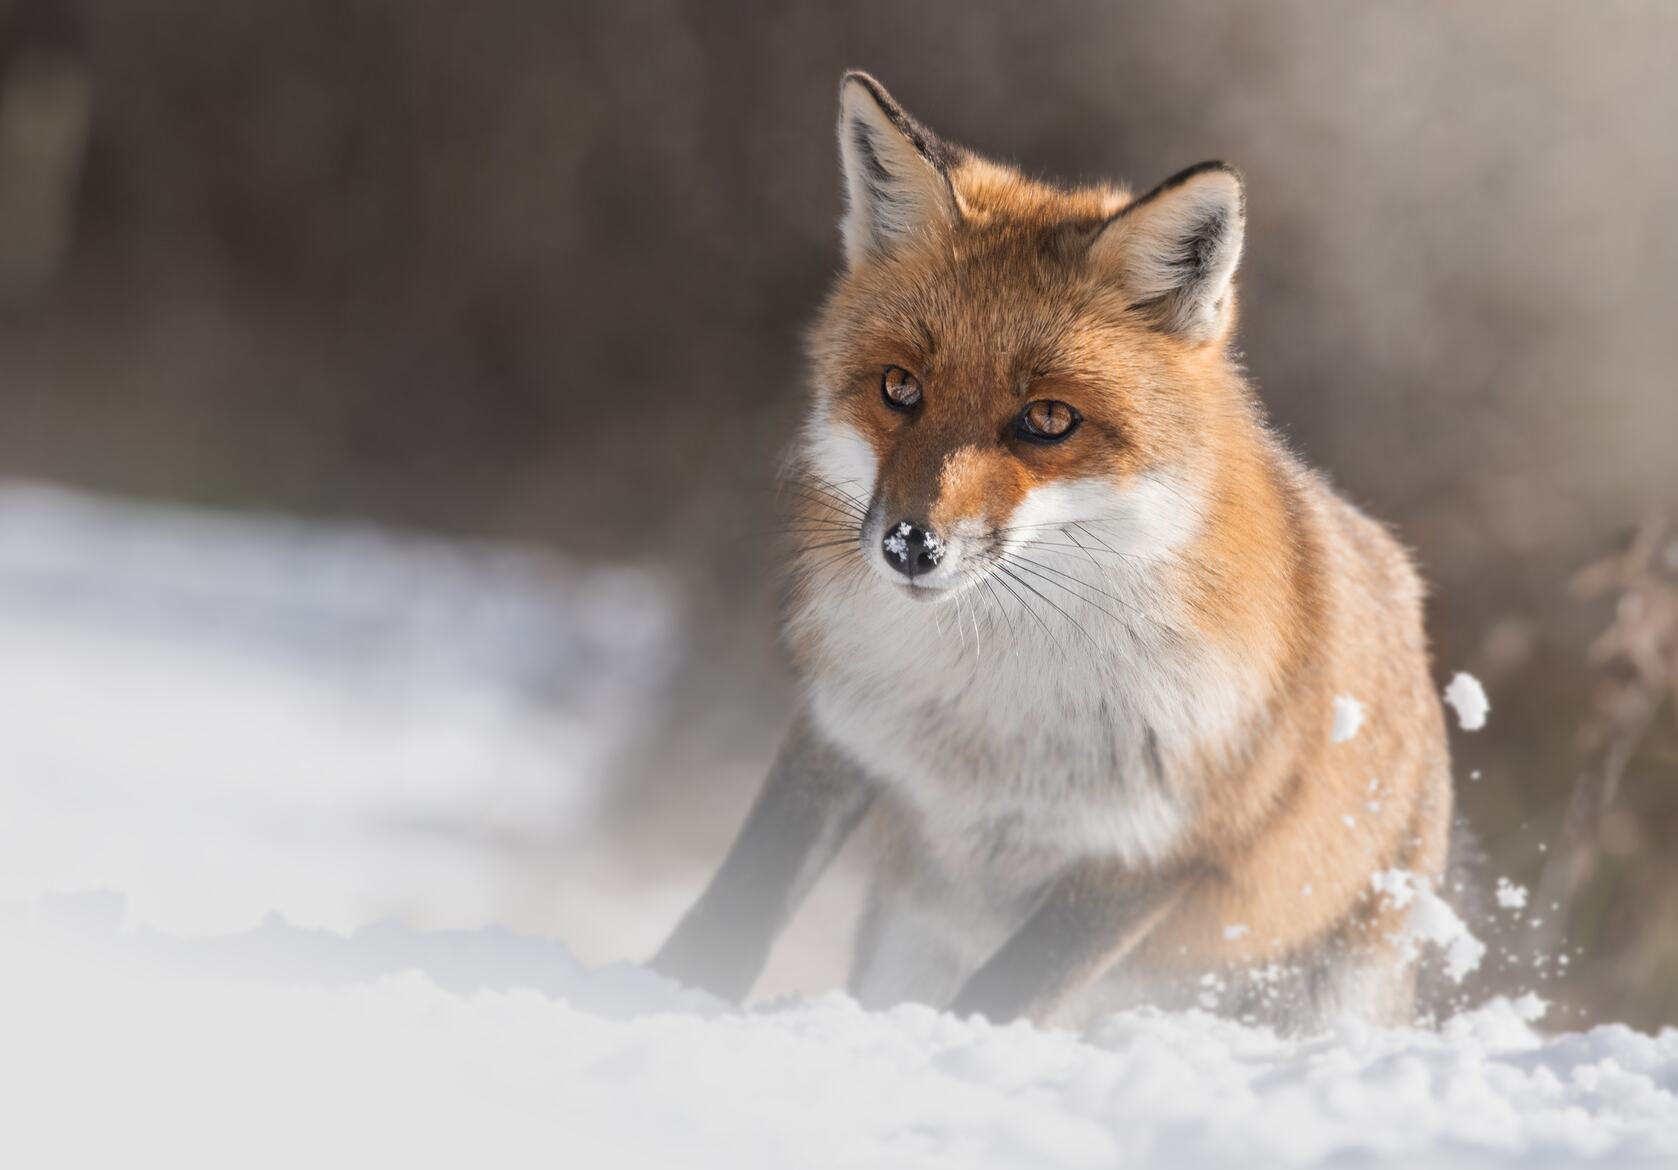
[[800, 72, 1254, 608]]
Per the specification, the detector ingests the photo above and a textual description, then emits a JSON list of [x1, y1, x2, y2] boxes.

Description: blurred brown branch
[[0, 0, 91, 297], [1530, 518, 1678, 956]]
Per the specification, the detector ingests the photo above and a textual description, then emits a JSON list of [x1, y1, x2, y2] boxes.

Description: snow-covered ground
[[1, 482, 1675, 1169], [0, 480, 679, 941]]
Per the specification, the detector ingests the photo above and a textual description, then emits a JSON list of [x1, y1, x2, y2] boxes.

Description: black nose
[[882, 520, 942, 578]]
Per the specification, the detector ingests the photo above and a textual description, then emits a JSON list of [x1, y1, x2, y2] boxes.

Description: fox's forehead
[[948, 154, 1131, 228], [824, 240, 1151, 392], [839, 285, 1072, 379], [823, 173, 1152, 374]]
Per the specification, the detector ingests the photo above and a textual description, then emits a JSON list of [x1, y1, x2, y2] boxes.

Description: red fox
[[653, 72, 1455, 1031]]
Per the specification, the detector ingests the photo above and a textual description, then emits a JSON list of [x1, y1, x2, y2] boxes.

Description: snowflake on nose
[[920, 529, 945, 563], [883, 522, 911, 563]]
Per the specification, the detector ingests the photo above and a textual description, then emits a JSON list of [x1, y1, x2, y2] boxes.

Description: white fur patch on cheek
[[1005, 472, 1202, 562], [802, 414, 878, 499]]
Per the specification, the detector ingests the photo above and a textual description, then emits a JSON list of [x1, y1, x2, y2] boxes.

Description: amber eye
[[1017, 400, 1080, 442], [881, 365, 922, 411]]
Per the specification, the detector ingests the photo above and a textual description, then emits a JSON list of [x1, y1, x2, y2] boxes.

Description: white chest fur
[[798, 554, 1250, 891]]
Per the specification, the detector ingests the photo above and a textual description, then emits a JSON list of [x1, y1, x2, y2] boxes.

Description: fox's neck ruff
[[790, 457, 1295, 875]]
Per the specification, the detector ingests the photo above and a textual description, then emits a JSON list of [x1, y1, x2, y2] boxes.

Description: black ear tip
[[1173, 160, 1244, 190], [1124, 160, 1244, 219], [1196, 162, 1246, 213], [1208, 161, 1245, 188], [839, 70, 894, 111], [835, 72, 950, 179]]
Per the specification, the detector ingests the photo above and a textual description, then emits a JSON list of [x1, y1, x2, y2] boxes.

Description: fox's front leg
[[948, 861, 1203, 1024], [649, 712, 874, 1001]]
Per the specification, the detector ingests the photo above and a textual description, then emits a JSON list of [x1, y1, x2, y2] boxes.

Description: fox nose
[[882, 520, 943, 578]]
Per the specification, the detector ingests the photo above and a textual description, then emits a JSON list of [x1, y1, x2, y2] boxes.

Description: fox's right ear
[[837, 72, 958, 269]]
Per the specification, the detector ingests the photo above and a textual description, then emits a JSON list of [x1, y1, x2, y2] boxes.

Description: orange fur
[[784, 74, 1454, 1026]]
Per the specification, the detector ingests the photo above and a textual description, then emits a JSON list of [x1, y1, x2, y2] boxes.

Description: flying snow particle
[[1223, 924, 1250, 941], [1331, 695, 1366, 743], [1443, 672, 1490, 731], [1495, 877, 1529, 911], [1372, 868, 1487, 982], [1371, 868, 1417, 910]]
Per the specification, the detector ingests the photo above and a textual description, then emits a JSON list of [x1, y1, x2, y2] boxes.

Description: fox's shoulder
[[1303, 464, 1425, 605]]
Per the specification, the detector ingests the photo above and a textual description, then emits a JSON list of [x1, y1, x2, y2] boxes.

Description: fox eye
[[881, 365, 922, 411], [1017, 400, 1080, 442]]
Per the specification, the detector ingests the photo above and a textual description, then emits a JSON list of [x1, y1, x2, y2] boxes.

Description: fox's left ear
[[1090, 162, 1245, 343], [836, 72, 959, 269]]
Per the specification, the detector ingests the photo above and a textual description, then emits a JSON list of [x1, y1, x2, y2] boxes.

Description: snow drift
[[0, 482, 1673, 1170], [7, 905, 1676, 1170]]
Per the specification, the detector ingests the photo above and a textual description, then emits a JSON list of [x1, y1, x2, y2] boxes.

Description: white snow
[[1372, 868, 1488, 983], [883, 523, 909, 560], [1497, 877, 1531, 911], [0, 480, 676, 937], [1, 481, 1675, 1170], [1444, 671, 1491, 731], [1370, 867, 1418, 910], [1410, 886, 1489, 984], [1330, 694, 1365, 742], [6, 909, 1677, 1170], [920, 526, 945, 561]]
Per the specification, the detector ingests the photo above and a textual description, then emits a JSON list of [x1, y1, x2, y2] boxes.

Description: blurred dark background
[[0, 0, 1673, 1025]]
